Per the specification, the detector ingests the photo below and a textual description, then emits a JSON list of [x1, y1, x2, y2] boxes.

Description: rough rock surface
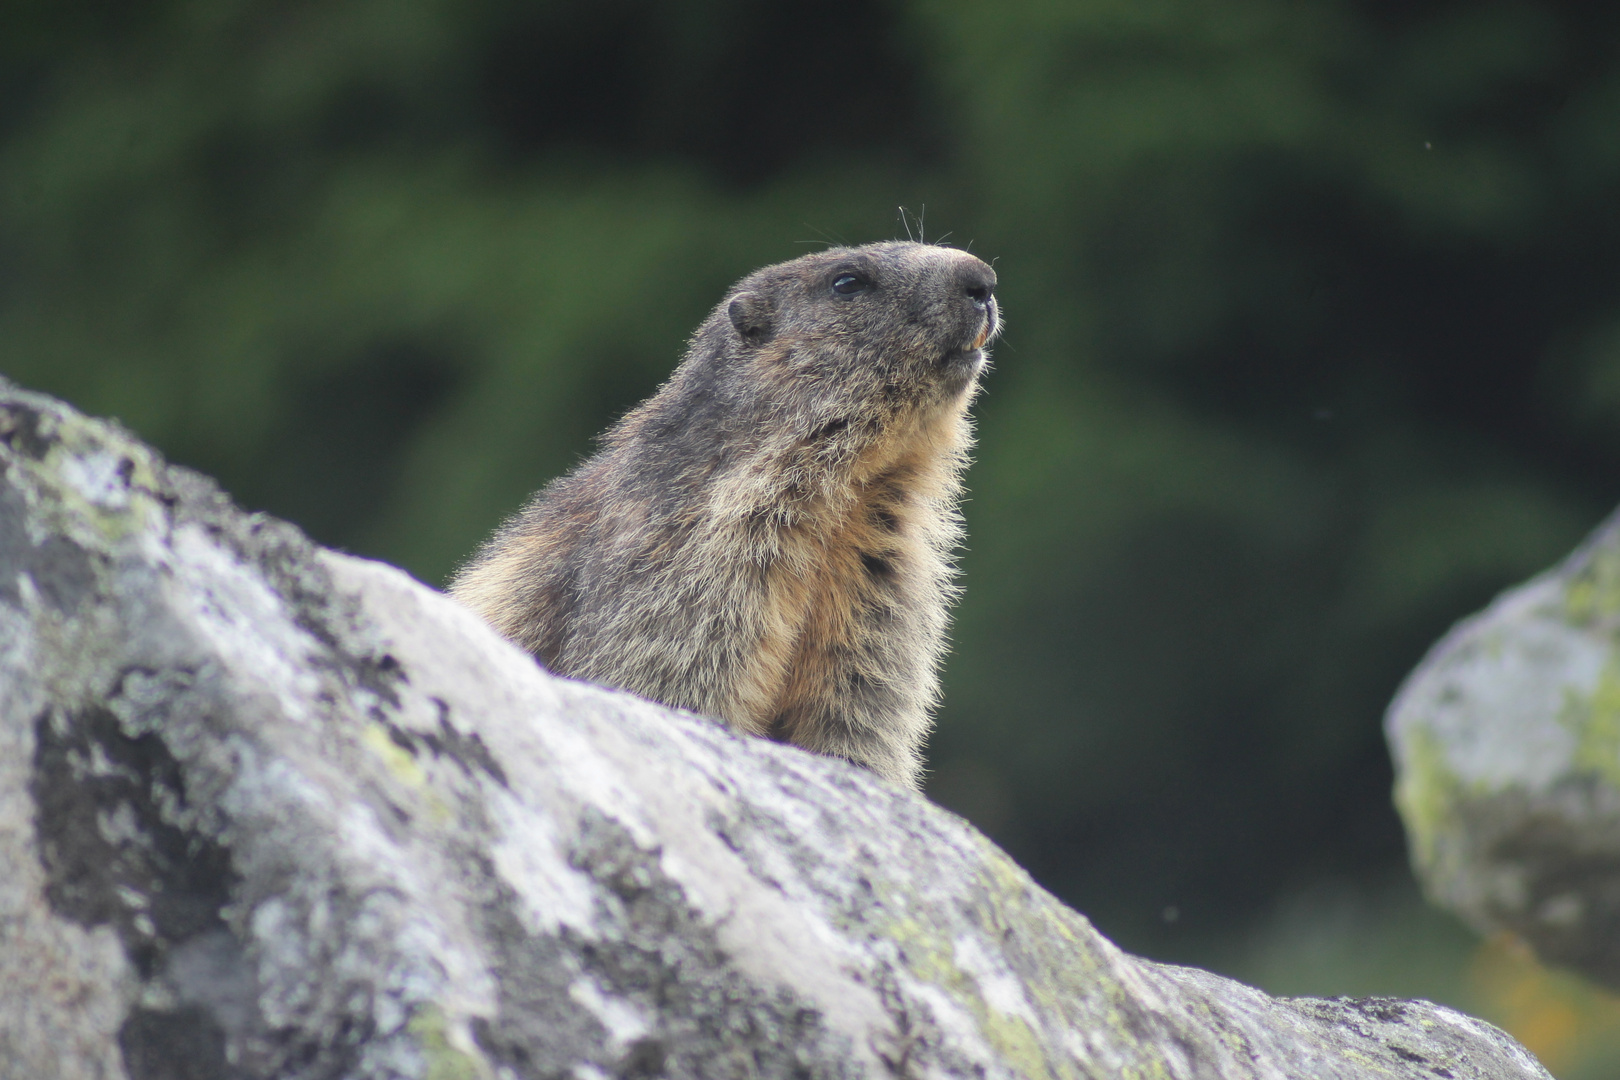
[[0, 379, 1550, 1080], [1388, 507, 1620, 992]]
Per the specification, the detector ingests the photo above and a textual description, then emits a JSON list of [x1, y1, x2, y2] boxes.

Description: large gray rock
[[0, 380, 1549, 1080], [1388, 508, 1620, 992]]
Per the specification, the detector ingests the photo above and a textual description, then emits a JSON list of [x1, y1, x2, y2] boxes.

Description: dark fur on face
[[451, 242, 999, 788]]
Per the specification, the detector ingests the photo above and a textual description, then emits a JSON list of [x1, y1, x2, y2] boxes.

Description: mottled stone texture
[[1389, 508, 1620, 993], [0, 380, 1549, 1080]]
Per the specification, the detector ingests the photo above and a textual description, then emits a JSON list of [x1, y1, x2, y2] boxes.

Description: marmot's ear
[[728, 291, 773, 341]]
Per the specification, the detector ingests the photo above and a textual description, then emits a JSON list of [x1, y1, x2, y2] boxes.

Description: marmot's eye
[[831, 273, 869, 297]]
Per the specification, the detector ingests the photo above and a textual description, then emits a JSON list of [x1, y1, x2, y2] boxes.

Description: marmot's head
[[716, 242, 999, 415]]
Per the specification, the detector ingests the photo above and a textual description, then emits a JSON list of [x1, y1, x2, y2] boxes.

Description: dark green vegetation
[[4, 0, 1619, 1004]]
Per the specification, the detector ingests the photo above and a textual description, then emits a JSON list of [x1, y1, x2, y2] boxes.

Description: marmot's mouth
[[971, 324, 990, 351]]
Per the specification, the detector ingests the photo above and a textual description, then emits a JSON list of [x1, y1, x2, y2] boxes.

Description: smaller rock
[[1388, 507, 1620, 989]]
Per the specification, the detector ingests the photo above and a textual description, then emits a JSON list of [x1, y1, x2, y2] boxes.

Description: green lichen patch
[[869, 837, 1194, 1080], [883, 911, 1058, 1079], [1559, 655, 1620, 792], [1564, 527, 1620, 626], [1393, 726, 1469, 883], [0, 396, 166, 548], [358, 719, 462, 826], [407, 1006, 490, 1080]]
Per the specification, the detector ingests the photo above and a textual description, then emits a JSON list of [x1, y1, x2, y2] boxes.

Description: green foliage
[[5, 3, 1620, 1063]]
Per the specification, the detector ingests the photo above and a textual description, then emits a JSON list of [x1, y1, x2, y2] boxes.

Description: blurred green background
[[6, 0, 1620, 1072]]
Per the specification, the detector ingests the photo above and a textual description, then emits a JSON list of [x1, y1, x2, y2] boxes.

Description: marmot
[[450, 241, 999, 789]]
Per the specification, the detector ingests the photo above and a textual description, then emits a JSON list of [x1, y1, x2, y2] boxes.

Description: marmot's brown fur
[[450, 241, 999, 788]]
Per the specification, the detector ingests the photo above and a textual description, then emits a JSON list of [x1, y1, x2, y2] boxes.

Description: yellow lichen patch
[[406, 1005, 491, 1080], [975, 1004, 1050, 1080], [362, 722, 428, 788], [360, 721, 460, 826]]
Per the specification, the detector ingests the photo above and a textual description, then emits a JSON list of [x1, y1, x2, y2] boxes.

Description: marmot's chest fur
[[450, 241, 999, 789]]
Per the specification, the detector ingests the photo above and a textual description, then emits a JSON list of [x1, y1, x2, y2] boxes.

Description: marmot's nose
[[958, 261, 996, 310]]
